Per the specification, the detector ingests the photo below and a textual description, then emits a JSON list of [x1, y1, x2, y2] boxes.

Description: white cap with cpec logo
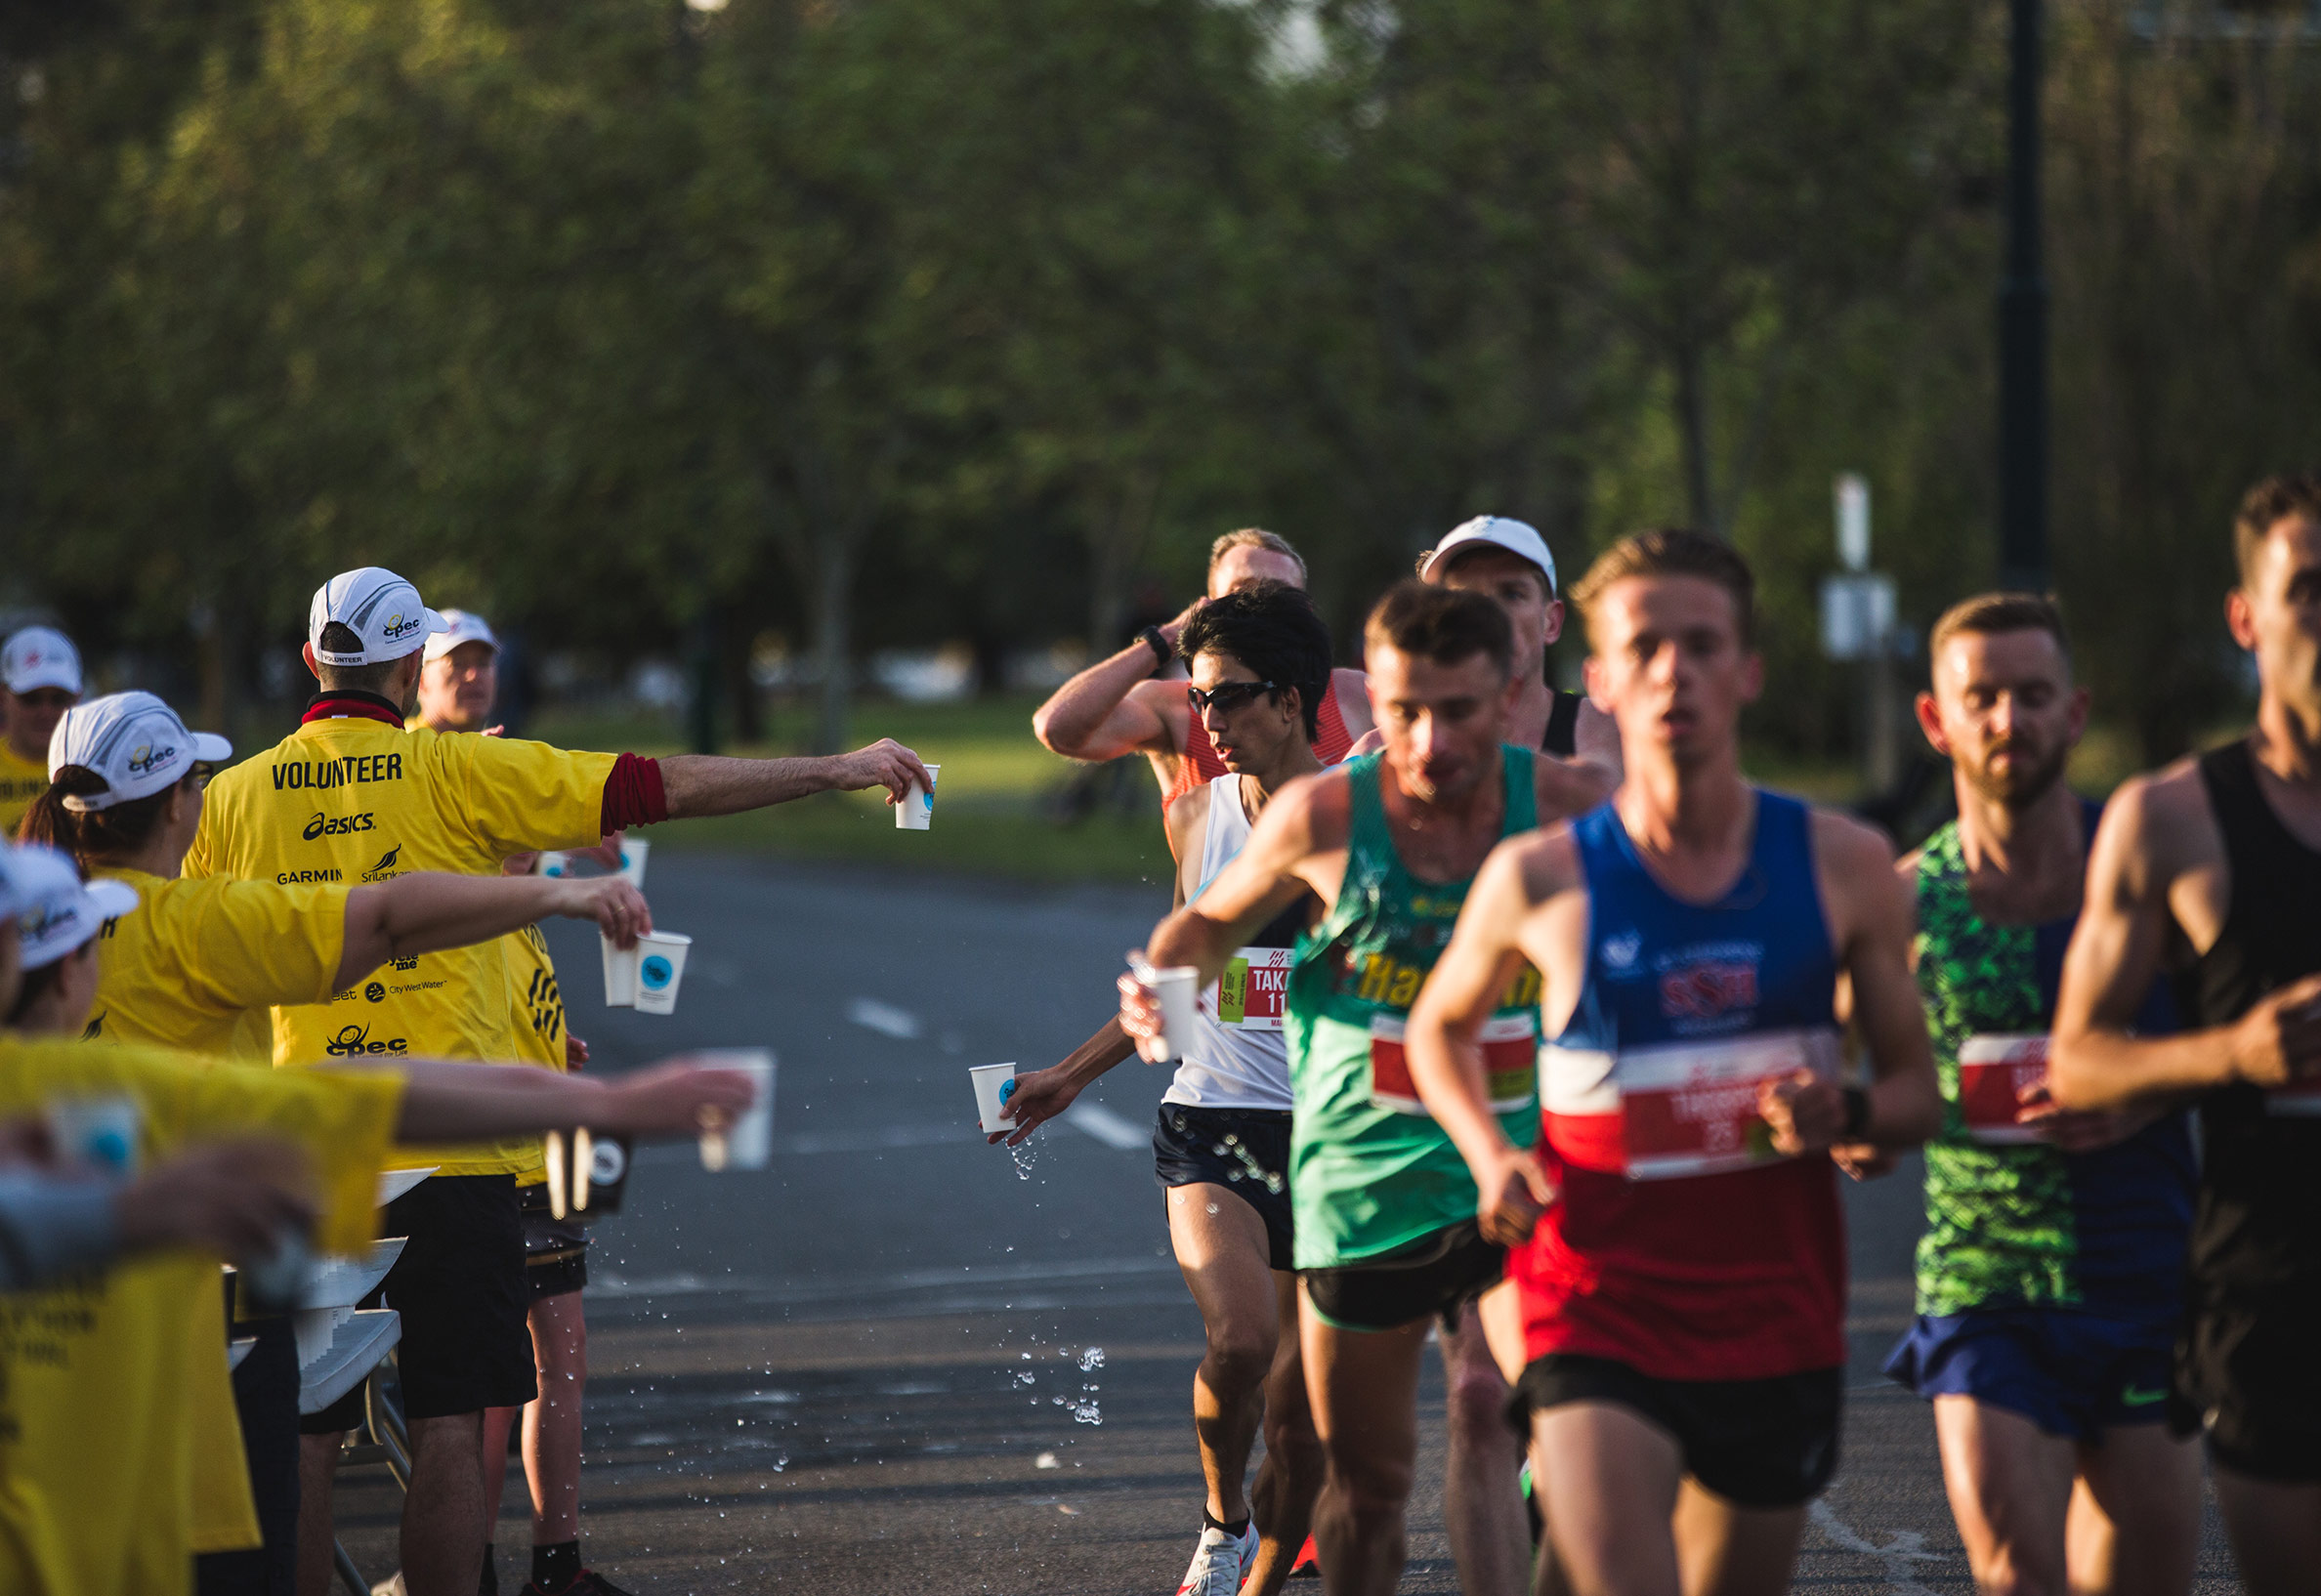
[[6, 841, 138, 971], [1417, 516, 1559, 597], [309, 567, 447, 666], [2, 627, 84, 696], [48, 692, 232, 813], [423, 609, 499, 662]]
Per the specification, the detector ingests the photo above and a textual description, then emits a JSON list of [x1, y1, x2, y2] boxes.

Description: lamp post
[[1999, 0, 2049, 592]]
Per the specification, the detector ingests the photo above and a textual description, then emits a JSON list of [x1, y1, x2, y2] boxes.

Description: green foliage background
[[5, 0, 2318, 763]]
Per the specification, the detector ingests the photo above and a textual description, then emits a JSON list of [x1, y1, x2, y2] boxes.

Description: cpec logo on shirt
[[325, 1024, 408, 1056]]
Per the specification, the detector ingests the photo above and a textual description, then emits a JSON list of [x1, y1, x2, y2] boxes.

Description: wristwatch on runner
[[1141, 625, 1171, 670]]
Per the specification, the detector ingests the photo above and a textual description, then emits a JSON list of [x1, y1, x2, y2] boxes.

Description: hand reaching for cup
[[562, 875, 653, 949]]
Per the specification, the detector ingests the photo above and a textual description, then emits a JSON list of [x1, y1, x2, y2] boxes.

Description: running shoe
[[521, 1574, 634, 1596], [1287, 1533, 1321, 1578], [1176, 1523, 1257, 1596]]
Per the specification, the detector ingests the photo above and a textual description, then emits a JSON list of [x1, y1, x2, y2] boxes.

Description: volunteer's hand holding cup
[[601, 1056, 762, 1139], [561, 875, 653, 949], [836, 738, 934, 807]]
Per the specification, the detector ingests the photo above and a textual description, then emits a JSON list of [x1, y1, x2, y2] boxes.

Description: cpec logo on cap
[[50, 692, 233, 814], [310, 567, 448, 666]]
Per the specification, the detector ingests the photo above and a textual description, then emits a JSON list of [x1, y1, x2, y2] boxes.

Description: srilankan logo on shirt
[[359, 844, 401, 883]]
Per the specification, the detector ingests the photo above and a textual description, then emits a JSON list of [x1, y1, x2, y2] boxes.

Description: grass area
[[528, 695, 1176, 887]]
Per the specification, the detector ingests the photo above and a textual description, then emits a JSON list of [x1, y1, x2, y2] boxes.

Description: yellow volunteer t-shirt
[[84, 868, 348, 1060], [0, 741, 47, 839], [504, 923, 569, 1186], [0, 1036, 402, 1596], [183, 715, 613, 1173]]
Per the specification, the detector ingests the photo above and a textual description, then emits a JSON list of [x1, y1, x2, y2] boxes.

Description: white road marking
[[847, 998, 922, 1039], [1808, 1498, 1945, 1596], [1065, 1102, 1146, 1149]]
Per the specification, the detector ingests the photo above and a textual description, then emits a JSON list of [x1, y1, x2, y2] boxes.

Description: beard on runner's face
[[1964, 730, 2069, 809]]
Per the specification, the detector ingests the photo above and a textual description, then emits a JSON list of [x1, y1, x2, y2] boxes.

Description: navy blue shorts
[[1883, 1306, 2175, 1443]]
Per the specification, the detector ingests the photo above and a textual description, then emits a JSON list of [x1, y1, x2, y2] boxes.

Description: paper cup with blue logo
[[48, 1094, 142, 1176], [972, 1063, 1018, 1135], [895, 764, 940, 830], [534, 851, 571, 879], [696, 1049, 775, 1171], [615, 837, 651, 887], [632, 931, 694, 1016], [600, 930, 639, 1007]]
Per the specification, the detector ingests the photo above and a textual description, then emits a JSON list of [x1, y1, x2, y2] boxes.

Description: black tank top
[[1541, 690, 1582, 760], [2176, 740, 2321, 1298]]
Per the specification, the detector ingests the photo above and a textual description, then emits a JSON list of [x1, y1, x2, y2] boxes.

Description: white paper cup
[[534, 851, 571, 878], [632, 931, 693, 1016], [616, 837, 651, 888], [696, 1050, 776, 1171], [896, 764, 940, 830], [1137, 964, 1201, 1064], [48, 1095, 142, 1176], [601, 930, 639, 1007], [971, 1064, 1018, 1134]]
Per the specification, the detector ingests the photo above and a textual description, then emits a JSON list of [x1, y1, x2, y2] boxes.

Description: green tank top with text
[[1286, 747, 1542, 1269]]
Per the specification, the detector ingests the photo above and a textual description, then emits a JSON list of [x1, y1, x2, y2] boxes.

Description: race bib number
[[1615, 1028, 1840, 1180], [1368, 1014, 1538, 1116], [1213, 947, 1292, 1030], [1956, 1033, 2049, 1145]]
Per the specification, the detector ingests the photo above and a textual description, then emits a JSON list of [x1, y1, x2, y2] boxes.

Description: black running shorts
[[1300, 1220, 1504, 1334], [1512, 1353, 1842, 1509], [2173, 1284, 2321, 1483], [1153, 1105, 1295, 1271], [301, 1174, 535, 1432], [520, 1181, 590, 1304]]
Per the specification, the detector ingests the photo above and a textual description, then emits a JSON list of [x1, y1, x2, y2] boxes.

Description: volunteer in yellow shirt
[[0, 626, 81, 837], [0, 839, 758, 1596], [22, 690, 653, 1596], [185, 566, 924, 1596]]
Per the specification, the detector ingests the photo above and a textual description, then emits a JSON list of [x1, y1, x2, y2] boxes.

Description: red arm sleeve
[[600, 753, 669, 833]]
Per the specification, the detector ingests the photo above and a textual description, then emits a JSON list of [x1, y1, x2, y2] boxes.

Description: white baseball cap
[[6, 842, 137, 971], [48, 692, 232, 813], [2, 627, 84, 696], [309, 567, 447, 666], [1418, 517, 1559, 597], [423, 609, 499, 662]]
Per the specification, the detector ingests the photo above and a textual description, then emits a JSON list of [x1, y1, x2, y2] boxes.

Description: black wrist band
[[1140, 624, 1170, 669], [1839, 1085, 1872, 1142]]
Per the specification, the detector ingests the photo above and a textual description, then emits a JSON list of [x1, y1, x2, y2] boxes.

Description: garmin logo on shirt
[[359, 845, 401, 883], [276, 869, 343, 884], [324, 1024, 409, 1057], [303, 811, 376, 840], [271, 753, 403, 790]]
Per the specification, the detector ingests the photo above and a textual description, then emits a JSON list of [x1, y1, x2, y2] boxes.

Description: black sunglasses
[[1186, 681, 1279, 715]]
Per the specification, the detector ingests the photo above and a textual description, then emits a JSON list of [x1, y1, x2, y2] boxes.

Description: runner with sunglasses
[[1002, 582, 1329, 1596]]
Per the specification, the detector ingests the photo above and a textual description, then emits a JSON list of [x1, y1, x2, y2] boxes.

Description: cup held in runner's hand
[[46, 1093, 142, 1177], [971, 1064, 1018, 1134], [1127, 954, 1200, 1065], [695, 1050, 775, 1171], [896, 764, 940, 830]]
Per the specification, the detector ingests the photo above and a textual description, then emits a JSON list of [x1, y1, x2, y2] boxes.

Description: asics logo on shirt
[[303, 811, 376, 840], [270, 752, 403, 790], [324, 1024, 408, 1056]]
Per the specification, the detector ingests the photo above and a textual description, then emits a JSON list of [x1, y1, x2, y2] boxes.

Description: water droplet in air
[[1035, 1451, 1060, 1469], [1077, 1347, 1105, 1371]]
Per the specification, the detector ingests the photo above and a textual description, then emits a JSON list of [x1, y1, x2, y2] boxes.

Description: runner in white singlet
[[996, 581, 1330, 1596]]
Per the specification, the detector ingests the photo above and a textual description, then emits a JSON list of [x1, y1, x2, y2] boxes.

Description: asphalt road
[[327, 849, 2248, 1595]]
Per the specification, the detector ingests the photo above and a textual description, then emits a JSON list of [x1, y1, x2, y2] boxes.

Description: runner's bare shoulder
[[1495, 819, 1585, 910], [2097, 756, 2220, 884], [1533, 748, 1613, 821], [1258, 765, 1351, 851]]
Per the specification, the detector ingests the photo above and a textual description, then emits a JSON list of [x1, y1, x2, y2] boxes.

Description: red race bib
[[1956, 1034, 2048, 1145], [1614, 1029, 1841, 1180], [1369, 1014, 1538, 1116]]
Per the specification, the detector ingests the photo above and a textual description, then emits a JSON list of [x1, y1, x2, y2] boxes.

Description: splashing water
[[1212, 1132, 1287, 1195], [1014, 1370, 1036, 1387], [1050, 1393, 1103, 1425], [1008, 1138, 1040, 1181], [1077, 1347, 1105, 1372]]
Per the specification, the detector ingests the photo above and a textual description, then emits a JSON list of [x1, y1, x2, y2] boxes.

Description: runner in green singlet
[[1120, 582, 1610, 1596]]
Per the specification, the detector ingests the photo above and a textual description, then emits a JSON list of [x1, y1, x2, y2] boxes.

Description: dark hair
[[1571, 527, 1755, 648], [5, 943, 88, 1029], [1177, 579, 1334, 740], [2234, 473, 2321, 586], [314, 622, 411, 696], [19, 764, 184, 864], [1929, 591, 2070, 664], [1363, 581, 1515, 680]]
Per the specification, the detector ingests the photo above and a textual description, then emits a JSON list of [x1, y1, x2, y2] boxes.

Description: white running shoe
[[1176, 1523, 1257, 1596]]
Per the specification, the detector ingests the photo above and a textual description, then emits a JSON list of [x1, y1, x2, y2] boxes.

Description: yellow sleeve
[[170, 1061, 406, 1254], [179, 879, 351, 1013], [449, 735, 619, 858], [180, 800, 221, 879]]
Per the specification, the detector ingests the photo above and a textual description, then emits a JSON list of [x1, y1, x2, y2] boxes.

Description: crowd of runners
[[2, 474, 2320, 1596]]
